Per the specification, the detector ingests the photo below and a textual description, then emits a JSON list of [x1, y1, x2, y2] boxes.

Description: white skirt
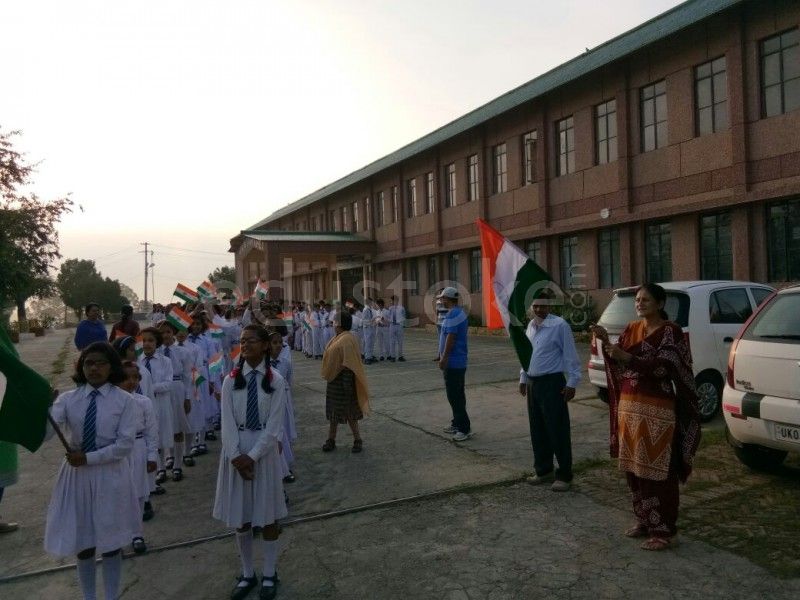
[[131, 437, 150, 500], [153, 391, 175, 448], [45, 457, 139, 556], [212, 430, 287, 528], [170, 380, 191, 434], [187, 394, 205, 434]]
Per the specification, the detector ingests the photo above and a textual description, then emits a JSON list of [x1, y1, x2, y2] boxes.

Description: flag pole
[[47, 413, 72, 453]]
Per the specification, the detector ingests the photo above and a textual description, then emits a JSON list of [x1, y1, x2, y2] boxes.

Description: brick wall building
[[230, 0, 800, 324]]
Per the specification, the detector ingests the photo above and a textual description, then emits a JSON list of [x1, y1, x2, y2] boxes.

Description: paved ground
[[1, 327, 798, 599]]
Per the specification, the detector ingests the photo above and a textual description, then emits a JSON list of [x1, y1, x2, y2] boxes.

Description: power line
[[149, 243, 231, 257]]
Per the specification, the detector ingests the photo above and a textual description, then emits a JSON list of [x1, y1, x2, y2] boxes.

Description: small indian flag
[[208, 323, 224, 339], [254, 280, 268, 299], [166, 307, 193, 331], [191, 368, 206, 399], [233, 286, 244, 305], [208, 352, 224, 376], [174, 283, 199, 303], [197, 280, 216, 299], [477, 218, 556, 371], [279, 312, 293, 327], [230, 346, 241, 362], [134, 334, 144, 357]]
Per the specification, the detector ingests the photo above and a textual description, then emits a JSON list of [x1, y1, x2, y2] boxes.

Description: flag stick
[[47, 413, 72, 453]]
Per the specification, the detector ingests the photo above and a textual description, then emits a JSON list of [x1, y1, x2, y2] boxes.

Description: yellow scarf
[[321, 331, 370, 416]]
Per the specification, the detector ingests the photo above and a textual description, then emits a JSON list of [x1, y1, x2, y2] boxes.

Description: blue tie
[[82, 389, 99, 453], [245, 371, 260, 430], [135, 384, 142, 394], [164, 345, 171, 358], [270, 359, 279, 368], [145, 356, 152, 372]]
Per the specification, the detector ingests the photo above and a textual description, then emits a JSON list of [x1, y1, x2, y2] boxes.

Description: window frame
[[406, 178, 417, 219], [556, 116, 575, 176], [767, 197, 800, 281], [760, 28, 800, 118], [376, 191, 385, 227], [522, 130, 537, 185], [445, 163, 457, 208], [469, 248, 482, 293], [695, 56, 729, 135], [391, 186, 398, 223], [492, 143, 508, 194], [595, 99, 618, 165], [645, 221, 672, 282], [425, 171, 435, 214], [598, 227, 621, 288], [640, 80, 668, 152], [560, 235, 579, 289], [468, 154, 479, 201], [700, 212, 733, 280], [407, 258, 419, 295]]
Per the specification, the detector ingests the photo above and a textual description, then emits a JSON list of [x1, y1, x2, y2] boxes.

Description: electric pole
[[140, 242, 150, 304]]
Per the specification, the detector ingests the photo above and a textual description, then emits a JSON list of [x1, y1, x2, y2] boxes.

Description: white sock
[[156, 451, 164, 471], [134, 498, 145, 537], [101, 552, 122, 600], [173, 441, 184, 466], [76, 557, 97, 600], [165, 446, 174, 461], [262, 539, 278, 581], [235, 530, 254, 578]]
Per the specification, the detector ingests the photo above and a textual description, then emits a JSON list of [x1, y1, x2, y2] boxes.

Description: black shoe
[[214, 422, 221, 431], [172, 468, 183, 482], [283, 471, 296, 483], [196, 444, 208, 455], [231, 575, 258, 600], [165, 457, 175, 470], [388, 357, 396, 362], [259, 574, 279, 600], [151, 484, 166, 496], [155, 470, 167, 485], [398, 356, 406, 362], [379, 357, 384, 361], [132, 537, 147, 554], [205, 431, 217, 441], [183, 456, 195, 467], [142, 502, 154, 521]]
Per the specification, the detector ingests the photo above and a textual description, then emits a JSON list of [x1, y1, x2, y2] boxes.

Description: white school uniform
[[160, 342, 192, 435], [324, 309, 337, 347], [212, 363, 288, 528], [181, 338, 207, 435], [138, 353, 174, 448], [311, 310, 323, 357], [389, 304, 406, 358], [272, 345, 297, 475], [362, 305, 376, 360], [302, 311, 313, 357], [375, 308, 389, 358], [44, 384, 139, 556], [131, 391, 159, 501]]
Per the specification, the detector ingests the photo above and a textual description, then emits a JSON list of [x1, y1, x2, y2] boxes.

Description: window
[[445, 163, 457, 207], [310, 216, 317, 232], [365, 197, 371, 231], [522, 131, 537, 184], [761, 28, 800, 118], [767, 198, 800, 281], [468, 154, 479, 201], [641, 80, 668, 151], [750, 287, 772, 308], [406, 178, 416, 218], [556, 117, 575, 176], [376, 191, 385, 226], [595, 100, 618, 164], [709, 288, 752, 324], [391, 186, 398, 223], [407, 259, 419, 295], [470, 249, 482, 293], [448, 252, 460, 284], [695, 57, 729, 135], [329, 210, 337, 231], [598, 228, 621, 288], [492, 143, 507, 194], [342, 205, 349, 232], [700, 212, 732, 279], [526, 240, 542, 265], [645, 221, 672, 282], [427, 256, 438, 289], [560, 236, 579, 288], [352, 201, 359, 231], [425, 172, 434, 214]]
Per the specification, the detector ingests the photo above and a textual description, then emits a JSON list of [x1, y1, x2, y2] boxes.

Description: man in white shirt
[[387, 295, 406, 362], [362, 299, 376, 364], [517, 288, 581, 492]]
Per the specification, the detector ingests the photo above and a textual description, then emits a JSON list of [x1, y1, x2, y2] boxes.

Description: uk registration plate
[[774, 423, 800, 445]]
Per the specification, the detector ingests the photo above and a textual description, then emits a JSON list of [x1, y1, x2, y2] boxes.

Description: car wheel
[[596, 388, 609, 404], [695, 372, 721, 422]]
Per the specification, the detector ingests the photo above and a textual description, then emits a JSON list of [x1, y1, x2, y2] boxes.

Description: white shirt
[[138, 353, 173, 399], [389, 305, 406, 326], [160, 342, 193, 399], [47, 383, 136, 466], [131, 391, 159, 462]]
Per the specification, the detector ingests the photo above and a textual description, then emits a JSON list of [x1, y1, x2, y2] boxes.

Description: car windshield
[[743, 294, 800, 343], [599, 290, 690, 329]]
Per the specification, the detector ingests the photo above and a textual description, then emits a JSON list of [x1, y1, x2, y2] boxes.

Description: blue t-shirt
[[74, 319, 107, 350], [438, 306, 468, 369]]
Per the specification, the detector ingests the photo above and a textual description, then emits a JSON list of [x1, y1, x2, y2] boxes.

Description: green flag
[[0, 326, 53, 452]]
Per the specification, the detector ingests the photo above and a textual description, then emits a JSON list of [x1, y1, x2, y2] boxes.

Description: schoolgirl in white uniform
[[302, 305, 313, 358], [44, 341, 139, 600], [176, 327, 206, 457], [213, 324, 287, 600], [119, 361, 159, 554], [268, 331, 297, 483], [137, 327, 174, 486], [158, 321, 193, 480], [187, 315, 218, 450]]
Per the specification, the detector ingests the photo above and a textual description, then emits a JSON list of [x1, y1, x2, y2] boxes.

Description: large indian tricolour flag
[[477, 218, 555, 371]]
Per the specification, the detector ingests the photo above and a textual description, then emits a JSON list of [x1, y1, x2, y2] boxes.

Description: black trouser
[[444, 367, 470, 434], [526, 372, 573, 481]]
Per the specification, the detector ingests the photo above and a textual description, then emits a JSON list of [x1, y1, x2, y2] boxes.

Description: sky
[[1, 0, 684, 302]]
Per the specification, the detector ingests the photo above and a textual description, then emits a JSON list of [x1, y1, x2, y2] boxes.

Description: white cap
[[436, 286, 458, 299]]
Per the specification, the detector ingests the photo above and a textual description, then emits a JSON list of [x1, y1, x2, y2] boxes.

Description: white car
[[723, 284, 800, 470], [587, 281, 775, 422]]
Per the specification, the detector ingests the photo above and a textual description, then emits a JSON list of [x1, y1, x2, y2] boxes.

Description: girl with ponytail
[[213, 324, 287, 600]]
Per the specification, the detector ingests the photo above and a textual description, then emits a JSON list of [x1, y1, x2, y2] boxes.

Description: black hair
[[85, 302, 100, 315], [112, 335, 136, 358], [120, 305, 133, 317], [377, 299, 385, 307], [140, 326, 163, 347], [73, 342, 126, 385], [637, 283, 669, 321], [339, 311, 353, 331], [232, 324, 275, 394]]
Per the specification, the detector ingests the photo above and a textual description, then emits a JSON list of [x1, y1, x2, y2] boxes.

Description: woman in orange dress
[[591, 283, 701, 551]]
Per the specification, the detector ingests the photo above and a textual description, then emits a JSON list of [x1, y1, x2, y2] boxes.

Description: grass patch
[[572, 455, 613, 476], [48, 335, 72, 385]]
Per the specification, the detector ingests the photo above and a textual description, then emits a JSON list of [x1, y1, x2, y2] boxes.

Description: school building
[[230, 0, 800, 324]]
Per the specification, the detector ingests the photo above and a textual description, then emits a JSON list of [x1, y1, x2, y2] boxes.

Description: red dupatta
[[603, 321, 701, 483]]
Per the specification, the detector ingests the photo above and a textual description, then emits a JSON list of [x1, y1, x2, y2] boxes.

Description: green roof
[[241, 231, 366, 243], [250, 0, 742, 229]]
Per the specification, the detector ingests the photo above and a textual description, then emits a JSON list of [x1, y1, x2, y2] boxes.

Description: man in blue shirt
[[517, 288, 581, 491], [74, 302, 107, 350], [437, 287, 471, 441]]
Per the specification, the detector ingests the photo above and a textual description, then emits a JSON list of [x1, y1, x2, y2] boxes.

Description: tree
[[0, 128, 72, 324], [208, 265, 236, 285], [56, 259, 127, 318]]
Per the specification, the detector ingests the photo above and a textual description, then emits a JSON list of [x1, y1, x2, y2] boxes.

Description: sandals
[[352, 439, 363, 453], [172, 468, 183, 482], [624, 524, 648, 538], [165, 457, 175, 470], [182, 456, 195, 467], [155, 470, 167, 485], [132, 537, 147, 554], [322, 439, 336, 452], [641, 536, 676, 551]]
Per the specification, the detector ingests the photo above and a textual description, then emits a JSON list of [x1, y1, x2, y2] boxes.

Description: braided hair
[[232, 324, 274, 394]]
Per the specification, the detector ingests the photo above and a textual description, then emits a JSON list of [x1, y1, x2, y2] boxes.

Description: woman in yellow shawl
[[321, 310, 370, 453]]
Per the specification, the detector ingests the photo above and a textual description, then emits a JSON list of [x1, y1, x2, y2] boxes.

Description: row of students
[[352, 296, 406, 364]]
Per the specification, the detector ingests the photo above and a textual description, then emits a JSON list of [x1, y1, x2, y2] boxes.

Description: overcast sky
[[1, 0, 683, 302]]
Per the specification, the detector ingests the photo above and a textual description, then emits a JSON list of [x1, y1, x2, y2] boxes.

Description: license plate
[[774, 423, 800, 445]]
